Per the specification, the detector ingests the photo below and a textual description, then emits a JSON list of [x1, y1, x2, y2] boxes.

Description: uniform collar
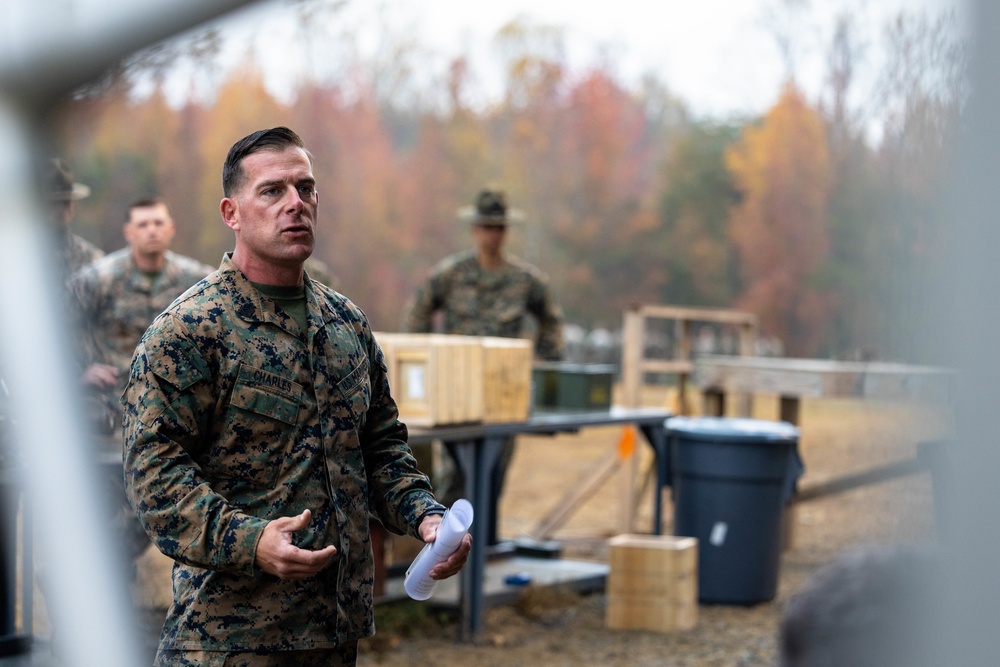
[[220, 252, 335, 331]]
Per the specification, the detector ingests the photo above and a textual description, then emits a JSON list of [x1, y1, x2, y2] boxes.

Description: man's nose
[[284, 188, 305, 212]]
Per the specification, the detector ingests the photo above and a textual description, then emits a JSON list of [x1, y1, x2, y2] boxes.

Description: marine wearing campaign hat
[[45, 158, 104, 274], [403, 186, 564, 545]]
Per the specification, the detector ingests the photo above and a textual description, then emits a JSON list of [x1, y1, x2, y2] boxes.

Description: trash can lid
[[665, 416, 799, 443]]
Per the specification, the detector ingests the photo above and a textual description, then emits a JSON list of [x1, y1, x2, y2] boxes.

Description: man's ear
[[221, 197, 239, 231]]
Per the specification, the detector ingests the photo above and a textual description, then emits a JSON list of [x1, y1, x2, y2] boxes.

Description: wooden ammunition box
[[481, 336, 534, 423], [374, 333, 533, 426], [532, 362, 616, 412], [375, 333, 485, 427], [605, 534, 698, 632]]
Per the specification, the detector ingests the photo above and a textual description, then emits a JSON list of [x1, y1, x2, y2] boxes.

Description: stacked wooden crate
[[481, 336, 533, 423], [605, 534, 698, 632], [374, 333, 533, 427]]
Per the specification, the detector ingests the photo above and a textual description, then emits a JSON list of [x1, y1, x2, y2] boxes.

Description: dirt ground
[[355, 391, 952, 667], [102, 389, 952, 665]]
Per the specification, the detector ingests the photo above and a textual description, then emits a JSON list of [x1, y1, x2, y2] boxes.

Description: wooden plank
[[529, 450, 622, 540], [795, 457, 930, 502], [694, 355, 956, 403], [636, 304, 758, 327]]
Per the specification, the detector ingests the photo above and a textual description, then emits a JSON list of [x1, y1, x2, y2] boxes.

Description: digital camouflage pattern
[[122, 254, 443, 652], [61, 229, 104, 276], [69, 247, 215, 397], [403, 250, 564, 360]]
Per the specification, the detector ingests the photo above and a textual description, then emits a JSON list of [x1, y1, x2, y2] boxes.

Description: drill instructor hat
[[46, 158, 91, 201], [457, 188, 525, 225]]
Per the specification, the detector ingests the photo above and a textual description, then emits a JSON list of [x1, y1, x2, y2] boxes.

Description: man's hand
[[419, 513, 472, 580], [255, 509, 337, 580], [81, 363, 118, 389]]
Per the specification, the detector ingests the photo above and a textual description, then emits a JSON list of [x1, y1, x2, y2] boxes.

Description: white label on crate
[[406, 365, 426, 400], [709, 522, 728, 547]]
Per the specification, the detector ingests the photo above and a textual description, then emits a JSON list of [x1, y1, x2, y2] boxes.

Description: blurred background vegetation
[[50, 0, 965, 360]]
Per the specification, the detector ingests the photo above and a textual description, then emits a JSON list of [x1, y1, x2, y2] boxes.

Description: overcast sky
[[160, 0, 967, 121]]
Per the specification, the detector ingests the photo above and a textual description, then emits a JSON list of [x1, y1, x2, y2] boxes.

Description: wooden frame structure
[[620, 305, 759, 412]]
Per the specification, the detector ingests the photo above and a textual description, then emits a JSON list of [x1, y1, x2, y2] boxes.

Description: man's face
[[472, 223, 507, 256], [221, 147, 318, 273], [124, 203, 176, 257]]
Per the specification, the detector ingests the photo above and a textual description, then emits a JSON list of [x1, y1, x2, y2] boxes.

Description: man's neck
[[231, 250, 304, 286], [476, 250, 504, 271], [132, 249, 167, 272]]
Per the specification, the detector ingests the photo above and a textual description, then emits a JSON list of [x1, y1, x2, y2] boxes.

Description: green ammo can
[[532, 362, 616, 412]]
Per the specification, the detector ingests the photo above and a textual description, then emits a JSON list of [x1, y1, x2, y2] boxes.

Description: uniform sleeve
[[402, 278, 436, 333], [66, 270, 105, 368], [121, 319, 268, 576], [358, 324, 444, 536], [527, 274, 565, 361]]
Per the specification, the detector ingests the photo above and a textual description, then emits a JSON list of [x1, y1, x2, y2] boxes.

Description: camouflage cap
[[456, 188, 525, 225], [46, 158, 91, 201]]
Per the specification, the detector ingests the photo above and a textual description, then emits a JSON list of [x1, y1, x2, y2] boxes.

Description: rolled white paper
[[404, 499, 474, 600]]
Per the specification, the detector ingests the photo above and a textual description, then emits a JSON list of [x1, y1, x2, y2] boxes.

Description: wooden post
[[677, 319, 692, 415], [702, 387, 726, 417], [619, 309, 645, 532], [621, 308, 644, 409]]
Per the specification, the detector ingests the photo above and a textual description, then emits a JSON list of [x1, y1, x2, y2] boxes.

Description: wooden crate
[[481, 336, 534, 423], [605, 534, 698, 632], [375, 333, 485, 427]]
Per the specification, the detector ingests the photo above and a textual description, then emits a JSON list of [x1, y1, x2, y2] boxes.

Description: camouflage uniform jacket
[[60, 229, 104, 276], [122, 254, 443, 651], [404, 250, 564, 360], [68, 247, 214, 397]]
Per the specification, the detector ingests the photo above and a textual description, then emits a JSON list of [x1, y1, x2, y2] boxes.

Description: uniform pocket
[[207, 365, 303, 488], [336, 358, 371, 427]]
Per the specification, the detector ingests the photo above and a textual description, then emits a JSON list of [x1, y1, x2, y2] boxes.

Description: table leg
[[450, 436, 504, 642], [639, 423, 669, 535]]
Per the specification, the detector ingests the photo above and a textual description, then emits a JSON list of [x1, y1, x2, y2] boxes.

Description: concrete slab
[[379, 556, 609, 608]]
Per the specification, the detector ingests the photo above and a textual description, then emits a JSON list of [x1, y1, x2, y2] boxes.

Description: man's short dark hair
[[127, 196, 166, 221], [222, 127, 309, 197]]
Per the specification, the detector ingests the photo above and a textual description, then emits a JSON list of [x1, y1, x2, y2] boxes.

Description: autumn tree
[[725, 83, 834, 356], [657, 122, 743, 308]]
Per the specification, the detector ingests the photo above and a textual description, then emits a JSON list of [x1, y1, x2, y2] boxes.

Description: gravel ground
[[357, 395, 951, 666]]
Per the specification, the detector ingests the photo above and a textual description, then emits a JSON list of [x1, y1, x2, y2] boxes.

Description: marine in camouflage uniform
[[69, 199, 214, 576], [123, 127, 466, 665], [403, 188, 564, 544]]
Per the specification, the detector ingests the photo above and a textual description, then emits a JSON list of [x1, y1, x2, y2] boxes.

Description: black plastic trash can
[[665, 416, 803, 604]]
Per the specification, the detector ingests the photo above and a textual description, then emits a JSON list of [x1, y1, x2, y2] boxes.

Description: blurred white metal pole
[[0, 1, 258, 665], [938, 1, 1000, 663]]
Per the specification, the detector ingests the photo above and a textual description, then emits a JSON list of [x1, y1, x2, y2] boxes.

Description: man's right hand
[[81, 363, 118, 389], [255, 509, 338, 580]]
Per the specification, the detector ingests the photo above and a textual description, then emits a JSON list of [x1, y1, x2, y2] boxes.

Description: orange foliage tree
[[725, 83, 834, 356]]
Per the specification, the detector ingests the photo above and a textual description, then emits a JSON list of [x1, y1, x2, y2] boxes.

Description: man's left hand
[[418, 513, 472, 580]]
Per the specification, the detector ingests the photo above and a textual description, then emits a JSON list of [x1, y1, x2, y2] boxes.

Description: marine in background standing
[[68, 196, 214, 406], [403, 187, 564, 544]]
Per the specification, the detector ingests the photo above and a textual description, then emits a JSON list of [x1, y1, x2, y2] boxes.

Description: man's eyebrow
[[256, 176, 316, 190]]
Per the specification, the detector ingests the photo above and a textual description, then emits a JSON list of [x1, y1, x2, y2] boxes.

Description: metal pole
[[0, 1, 259, 664]]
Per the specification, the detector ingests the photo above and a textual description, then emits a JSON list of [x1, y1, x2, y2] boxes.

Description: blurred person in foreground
[[780, 544, 946, 667], [122, 126, 469, 666], [403, 187, 564, 544]]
